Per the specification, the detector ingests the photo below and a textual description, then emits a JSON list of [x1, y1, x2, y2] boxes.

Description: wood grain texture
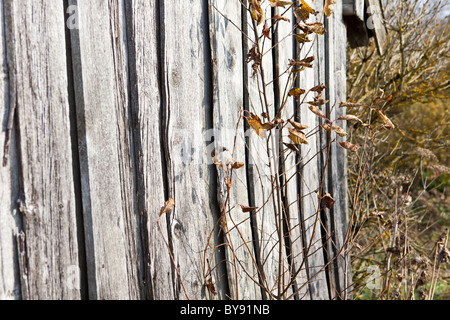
[[272, 6, 309, 300], [297, 0, 329, 300], [0, 0, 354, 301], [124, 0, 174, 300], [0, 0, 21, 300], [69, 0, 139, 300], [244, 2, 287, 299], [366, 0, 387, 55], [326, 1, 352, 299], [160, 0, 224, 300], [4, 0, 81, 299], [209, 0, 261, 300]]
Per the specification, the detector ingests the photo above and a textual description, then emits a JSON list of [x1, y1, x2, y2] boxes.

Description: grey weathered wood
[[209, 0, 261, 300], [327, 1, 352, 299], [0, 0, 357, 301], [366, 0, 387, 55], [244, 2, 287, 299], [297, 0, 329, 300], [69, 0, 140, 299], [4, 0, 81, 299], [0, 0, 20, 300], [160, 0, 225, 300], [273, 6, 309, 300], [124, 0, 174, 300]]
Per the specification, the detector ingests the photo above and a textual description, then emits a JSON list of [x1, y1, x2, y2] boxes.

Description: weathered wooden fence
[[0, 0, 381, 300]]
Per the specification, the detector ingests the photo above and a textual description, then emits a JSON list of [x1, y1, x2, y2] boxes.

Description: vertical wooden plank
[[4, 0, 81, 299], [161, 0, 225, 300], [69, 0, 139, 299], [209, 0, 261, 300], [124, 0, 174, 300], [297, 0, 330, 300], [272, 6, 309, 300], [0, 0, 21, 300], [325, 0, 352, 299], [244, 2, 286, 299]]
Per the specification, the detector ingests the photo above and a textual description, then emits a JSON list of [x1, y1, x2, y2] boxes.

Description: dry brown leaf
[[272, 14, 290, 22], [377, 110, 395, 130], [245, 44, 262, 77], [288, 119, 309, 130], [231, 162, 245, 169], [288, 87, 306, 100], [249, 0, 264, 25], [246, 112, 266, 138], [240, 204, 259, 212], [262, 24, 271, 39], [262, 122, 277, 130], [338, 141, 360, 152], [305, 22, 326, 34], [283, 142, 300, 152], [288, 128, 309, 145], [289, 56, 314, 68], [321, 123, 347, 137], [269, 0, 294, 8], [205, 278, 217, 296], [320, 192, 335, 209], [337, 114, 363, 123], [310, 84, 328, 92], [324, 0, 336, 17], [160, 198, 175, 217], [294, 33, 311, 44], [307, 99, 328, 107], [294, 0, 317, 21], [308, 105, 327, 119]]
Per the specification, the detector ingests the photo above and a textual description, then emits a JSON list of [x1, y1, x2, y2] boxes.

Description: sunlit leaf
[[269, 0, 294, 8], [338, 141, 360, 152], [310, 84, 328, 92], [308, 105, 327, 119], [246, 113, 266, 138], [289, 56, 314, 68], [288, 128, 309, 145], [321, 123, 347, 137], [261, 122, 277, 130], [377, 110, 395, 130], [288, 119, 309, 130], [231, 162, 245, 169], [288, 87, 306, 100], [294, 33, 311, 43], [160, 198, 175, 217], [336, 114, 363, 123], [293, 0, 317, 21], [272, 14, 290, 22], [249, 0, 264, 25], [308, 99, 328, 107], [306, 22, 326, 34], [240, 204, 259, 212], [324, 0, 336, 17]]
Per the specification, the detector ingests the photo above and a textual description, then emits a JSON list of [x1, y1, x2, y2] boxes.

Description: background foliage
[[346, 0, 450, 299]]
